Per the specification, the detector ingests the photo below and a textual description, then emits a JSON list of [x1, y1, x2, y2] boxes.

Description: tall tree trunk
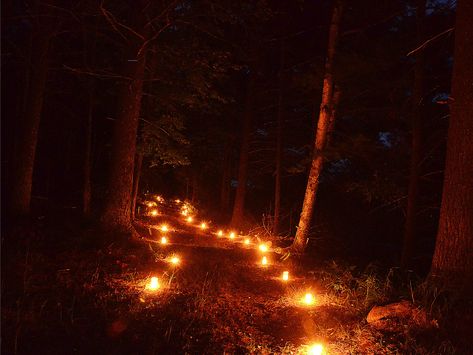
[[401, 0, 426, 269], [292, 1, 342, 253], [100, 7, 148, 231], [220, 141, 232, 211], [430, 0, 473, 290], [273, 40, 286, 235], [9, 19, 51, 217], [83, 89, 93, 218], [231, 74, 255, 227], [327, 86, 341, 146], [131, 151, 143, 220]]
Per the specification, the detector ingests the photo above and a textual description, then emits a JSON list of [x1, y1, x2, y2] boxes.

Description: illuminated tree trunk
[[401, 0, 426, 269], [131, 151, 143, 220], [100, 6, 147, 231], [273, 40, 286, 235], [231, 74, 255, 227], [292, 1, 342, 253], [430, 0, 473, 289], [9, 19, 51, 217]]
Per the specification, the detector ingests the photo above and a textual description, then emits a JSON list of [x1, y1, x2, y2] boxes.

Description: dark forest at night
[[2, 0, 472, 353]]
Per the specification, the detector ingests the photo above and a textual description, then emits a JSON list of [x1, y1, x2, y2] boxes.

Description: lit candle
[[160, 224, 169, 232], [200, 222, 207, 230], [303, 293, 315, 305], [282, 271, 289, 281], [244, 238, 250, 245], [261, 256, 268, 266], [258, 244, 268, 253], [150, 209, 158, 216], [160, 236, 167, 245], [217, 230, 223, 237], [146, 276, 160, 291], [229, 232, 235, 239], [170, 256, 180, 265], [307, 343, 324, 355], [187, 216, 193, 223], [175, 199, 181, 203]]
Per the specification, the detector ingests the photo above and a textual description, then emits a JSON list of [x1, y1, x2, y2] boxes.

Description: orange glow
[[261, 256, 268, 266], [170, 256, 180, 265], [160, 236, 167, 245], [258, 244, 268, 253], [200, 222, 207, 230], [217, 230, 223, 237], [160, 224, 169, 232], [146, 276, 160, 291], [282, 271, 289, 281], [302, 293, 315, 306], [244, 238, 250, 245], [147, 202, 156, 207], [307, 343, 324, 355], [150, 209, 158, 216], [181, 210, 188, 216], [229, 232, 236, 239], [175, 199, 181, 203], [186, 216, 193, 223]]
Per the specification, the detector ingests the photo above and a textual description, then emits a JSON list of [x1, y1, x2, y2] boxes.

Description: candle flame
[[261, 256, 268, 265], [217, 230, 223, 237], [229, 232, 235, 239], [150, 209, 158, 216], [303, 293, 315, 305], [175, 199, 181, 203], [160, 236, 167, 245], [282, 271, 289, 281], [147, 276, 160, 291], [307, 343, 324, 355], [170, 256, 180, 265], [259, 244, 268, 253], [200, 222, 207, 229], [186, 216, 193, 223], [160, 224, 169, 232], [244, 238, 250, 245]]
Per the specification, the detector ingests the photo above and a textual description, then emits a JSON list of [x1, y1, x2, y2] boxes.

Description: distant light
[[229, 232, 235, 239], [244, 238, 250, 245], [200, 222, 207, 230], [261, 256, 268, 266], [175, 199, 181, 203], [282, 271, 289, 281], [259, 244, 268, 253], [160, 224, 169, 232], [186, 216, 193, 223], [170, 256, 180, 265], [181, 210, 188, 216], [160, 236, 167, 245], [146, 276, 160, 291], [307, 343, 324, 355], [150, 209, 158, 216], [147, 202, 155, 207], [303, 293, 315, 306], [217, 230, 223, 237]]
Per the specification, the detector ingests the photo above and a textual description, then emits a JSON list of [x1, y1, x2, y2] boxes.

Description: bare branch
[[407, 27, 454, 56]]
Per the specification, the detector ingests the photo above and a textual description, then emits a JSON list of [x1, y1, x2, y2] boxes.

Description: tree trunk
[[100, 7, 148, 231], [131, 151, 143, 220], [273, 40, 286, 235], [430, 0, 473, 290], [9, 20, 51, 217], [292, 1, 342, 253], [230, 74, 255, 227], [220, 141, 232, 211], [401, 0, 426, 269]]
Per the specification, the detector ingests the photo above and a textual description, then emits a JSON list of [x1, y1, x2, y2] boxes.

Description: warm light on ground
[[302, 293, 315, 305], [146, 277, 160, 291], [282, 271, 289, 281], [160, 236, 167, 245], [259, 244, 268, 252], [160, 224, 169, 232], [307, 343, 324, 355], [261, 256, 268, 266]]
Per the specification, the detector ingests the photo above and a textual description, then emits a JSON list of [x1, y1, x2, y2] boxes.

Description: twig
[[407, 27, 454, 56]]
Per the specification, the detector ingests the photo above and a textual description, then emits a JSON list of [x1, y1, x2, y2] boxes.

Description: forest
[[2, 0, 472, 354]]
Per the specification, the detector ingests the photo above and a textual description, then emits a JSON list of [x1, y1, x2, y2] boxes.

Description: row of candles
[[143, 198, 325, 354]]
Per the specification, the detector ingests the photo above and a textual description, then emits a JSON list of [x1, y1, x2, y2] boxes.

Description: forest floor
[[2, 201, 472, 354]]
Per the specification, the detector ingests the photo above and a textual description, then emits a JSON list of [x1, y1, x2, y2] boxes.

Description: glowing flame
[[160, 236, 167, 245], [160, 224, 169, 232], [200, 222, 207, 230], [170, 256, 180, 265], [307, 343, 324, 355], [175, 199, 181, 203], [147, 202, 155, 207], [217, 230, 223, 237], [229, 232, 235, 239], [186, 216, 193, 223], [261, 256, 268, 265], [258, 244, 268, 253], [303, 293, 315, 305], [150, 209, 158, 216], [244, 238, 250, 245], [146, 276, 160, 291], [282, 271, 289, 281], [181, 210, 188, 216]]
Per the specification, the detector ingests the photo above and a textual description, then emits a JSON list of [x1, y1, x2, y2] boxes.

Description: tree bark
[[220, 141, 232, 211], [231, 74, 255, 227], [401, 0, 426, 269], [430, 0, 473, 290], [9, 15, 51, 217], [273, 40, 286, 235], [131, 151, 143, 220], [292, 1, 342, 253], [100, 6, 148, 231]]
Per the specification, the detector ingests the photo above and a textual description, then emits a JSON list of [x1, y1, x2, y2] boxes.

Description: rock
[[367, 300, 435, 332]]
